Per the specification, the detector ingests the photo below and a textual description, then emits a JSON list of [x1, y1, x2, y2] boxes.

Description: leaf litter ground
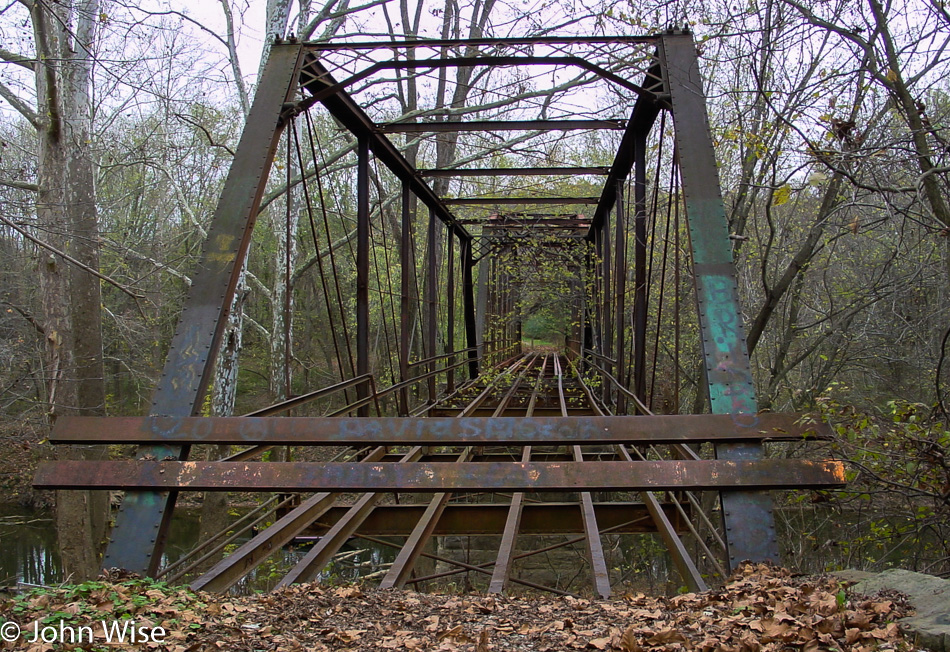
[[1, 563, 919, 651]]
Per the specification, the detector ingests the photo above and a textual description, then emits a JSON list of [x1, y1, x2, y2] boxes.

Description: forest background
[[0, 0, 947, 585]]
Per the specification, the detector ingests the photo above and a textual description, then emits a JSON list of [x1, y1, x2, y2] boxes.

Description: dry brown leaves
[[0, 563, 914, 651]]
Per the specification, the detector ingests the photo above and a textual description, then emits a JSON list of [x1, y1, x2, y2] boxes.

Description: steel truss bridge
[[35, 30, 844, 596]]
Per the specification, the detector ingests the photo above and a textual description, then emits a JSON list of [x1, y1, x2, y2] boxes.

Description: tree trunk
[[32, 0, 106, 581]]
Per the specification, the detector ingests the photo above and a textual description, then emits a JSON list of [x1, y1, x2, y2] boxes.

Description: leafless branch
[[0, 214, 144, 300], [0, 80, 39, 128]]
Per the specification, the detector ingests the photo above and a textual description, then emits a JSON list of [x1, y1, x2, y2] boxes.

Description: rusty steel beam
[[356, 136, 370, 416], [632, 127, 648, 407], [101, 43, 306, 576], [573, 446, 612, 599], [377, 120, 626, 133], [488, 446, 531, 594], [50, 413, 830, 446], [444, 197, 600, 205], [462, 238, 479, 379], [35, 459, 847, 492], [304, 35, 660, 50], [420, 167, 610, 177], [308, 501, 677, 536], [189, 446, 387, 593], [277, 448, 423, 587]]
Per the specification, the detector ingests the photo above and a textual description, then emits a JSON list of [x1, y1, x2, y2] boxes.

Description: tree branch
[[0, 214, 144, 300], [0, 80, 39, 128], [1, 299, 44, 335], [0, 177, 39, 192], [0, 46, 34, 70], [173, 113, 236, 156]]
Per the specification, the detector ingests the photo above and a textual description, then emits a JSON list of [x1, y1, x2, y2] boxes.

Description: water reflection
[[0, 506, 398, 593], [0, 505, 60, 586], [0, 505, 200, 588]]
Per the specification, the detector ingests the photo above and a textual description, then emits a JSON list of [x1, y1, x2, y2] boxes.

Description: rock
[[847, 569, 950, 652]]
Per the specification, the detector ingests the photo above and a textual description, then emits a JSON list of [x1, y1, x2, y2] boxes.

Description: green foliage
[[778, 389, 950, 576]]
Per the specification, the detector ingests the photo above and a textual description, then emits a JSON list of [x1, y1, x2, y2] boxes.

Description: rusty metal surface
[[377, 120, 626, 133], [573, 447, 612, 599], [488, 446, 531, 594], [308, 501, 680, 536], [35, 459, 846, 492], [50, 413, 830, 445]]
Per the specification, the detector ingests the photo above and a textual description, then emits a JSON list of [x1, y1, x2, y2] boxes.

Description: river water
[[0, 504, 395, 592]]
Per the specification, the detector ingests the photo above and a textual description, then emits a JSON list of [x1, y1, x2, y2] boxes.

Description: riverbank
[[0, 563, 918, 651]]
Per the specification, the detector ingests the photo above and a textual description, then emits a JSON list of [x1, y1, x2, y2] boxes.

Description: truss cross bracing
[[34, 30, 845, 596]]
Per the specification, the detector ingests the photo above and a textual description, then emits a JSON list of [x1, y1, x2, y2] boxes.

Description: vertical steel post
[[487, 257, 496, 364], [662, 31, 779, 568], [399, 181, 411, 415], [447, 232, 456, 393], [102, 44, 303, 574], [601, 212, 612, 405], [462, 238, 479, 379], [614, 180, 627, 414], [356, 136, 370, 417], [592, 229, 603, 355], [426, 208, 437, 402], [633, 131, 648, 408]]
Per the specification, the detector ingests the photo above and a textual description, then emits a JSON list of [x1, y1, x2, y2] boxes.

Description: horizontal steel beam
[[464, 218, 593, 227], [299, 57, 469, 241], [303, 35, 661, 51], [49, 414, 831, 446], [420, 167, 610, 177], [377, 120, 626, 133], [34, 459, 846, 492], [309, 501, 685, 536], [444, 197, 600, 205]]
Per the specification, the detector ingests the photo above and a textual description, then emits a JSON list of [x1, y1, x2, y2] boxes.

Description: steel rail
[[489, 354, 547, 593], [162, 495, 297, 585], [555, 355, 611, 599], [277, 447, 425, 587], [379, 356, 532, 588], [189, 446, 387, 593]]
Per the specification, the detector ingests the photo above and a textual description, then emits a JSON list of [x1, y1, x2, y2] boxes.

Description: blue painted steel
[[661, 31, 781, 568]]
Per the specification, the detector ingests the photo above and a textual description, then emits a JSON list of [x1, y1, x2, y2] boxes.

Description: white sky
[[187, 1, 269, 81]]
